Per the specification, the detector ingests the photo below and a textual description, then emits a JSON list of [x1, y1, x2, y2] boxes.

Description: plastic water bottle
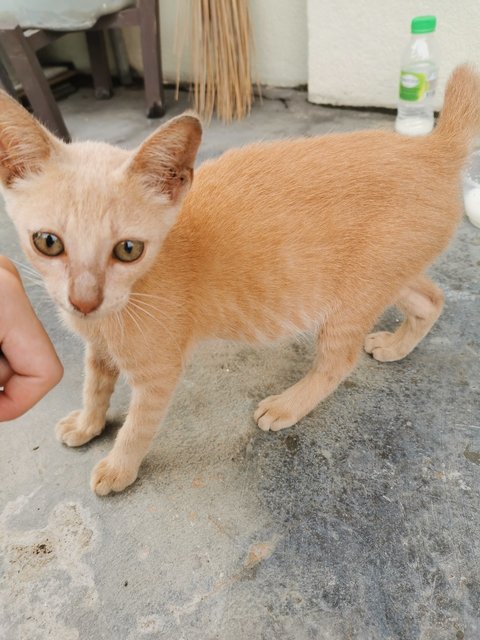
[[395, 15, 438, 136], [463, 149, 480, 228]]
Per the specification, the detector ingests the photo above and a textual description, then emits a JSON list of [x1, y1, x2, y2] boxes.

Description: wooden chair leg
[[0, 46, 17, 97], [0, 26, 70, 141], [109, 29, 132, 86], [137, 0, 165, 118], [86, 30, 113, 99]]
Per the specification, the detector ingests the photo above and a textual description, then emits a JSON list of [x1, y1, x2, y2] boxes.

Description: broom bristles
[[176, 0, 257, 123]]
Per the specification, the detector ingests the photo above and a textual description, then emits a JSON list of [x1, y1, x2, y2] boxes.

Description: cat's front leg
[[90, 363, 182, 495], [56, 343, 119, 446]]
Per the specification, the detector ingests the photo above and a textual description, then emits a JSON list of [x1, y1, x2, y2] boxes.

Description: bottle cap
[[411, 15, 436, 34]]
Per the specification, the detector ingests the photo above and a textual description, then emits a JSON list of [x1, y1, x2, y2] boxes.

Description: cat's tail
[[433, 64, 480, 156]]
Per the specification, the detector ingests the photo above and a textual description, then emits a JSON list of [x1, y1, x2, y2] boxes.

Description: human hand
[[0, 256, 63, 421]]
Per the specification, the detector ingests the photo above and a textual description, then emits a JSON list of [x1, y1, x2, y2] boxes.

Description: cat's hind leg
[[254, 308, 374, 432], [364, 275, 444, 362], [56, 344, 118, 446]]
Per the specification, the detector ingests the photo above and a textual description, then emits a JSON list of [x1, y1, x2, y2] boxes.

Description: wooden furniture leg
[[0, 47, 16, 97], [86, 29, 113, 99], [138, 0, 165, 117], [0, 26, 70, 141]]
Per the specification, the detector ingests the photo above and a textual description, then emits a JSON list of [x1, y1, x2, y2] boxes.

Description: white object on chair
[[0, 0, 134, 31]]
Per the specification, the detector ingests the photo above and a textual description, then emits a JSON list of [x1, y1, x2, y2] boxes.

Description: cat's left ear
[[0, 91, 57, 187], [129, 112, 202, 204]]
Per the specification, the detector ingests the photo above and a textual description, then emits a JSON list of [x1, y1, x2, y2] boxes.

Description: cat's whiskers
[[118, 305, 149, 367], [128, 298, 176, 331], [127, 298, 185, 363], [9, 257, 42, 278], [22, 289, 53, 317], [18, 274, 51, 310], [129, 291, 189, 312], [129, 292, 175, 300], [129, 295, 178, 322], [129, 292, 195, 324], [8, 259, 47, 297], [122, 304, 144, 336], [128, 296, 194, 366], [21, 270, 44, 283], [21, 274, 46, 288], [9, 256, 33, 270], [124, 306, 172, 364], [113, 309, 125, 341]]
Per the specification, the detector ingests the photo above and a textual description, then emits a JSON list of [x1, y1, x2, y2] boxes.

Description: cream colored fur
[[1, 65, 478, 494]]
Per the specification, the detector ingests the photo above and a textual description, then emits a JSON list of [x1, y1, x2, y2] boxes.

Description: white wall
[[43, 0, 308, 88], [307, 0, 480, 109], [42, 1, 480, 109], [249, 0, 307, 87]]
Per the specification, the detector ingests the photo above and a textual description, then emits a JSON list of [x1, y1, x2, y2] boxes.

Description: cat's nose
[[69, 295, 102, 315]]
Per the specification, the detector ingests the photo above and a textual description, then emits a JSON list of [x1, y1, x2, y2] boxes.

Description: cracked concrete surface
[[0, 86, 479, 639]]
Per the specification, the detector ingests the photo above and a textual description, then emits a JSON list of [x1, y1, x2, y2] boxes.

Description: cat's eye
[[113, 239, 144, 262], [32, 232, 64, 257]]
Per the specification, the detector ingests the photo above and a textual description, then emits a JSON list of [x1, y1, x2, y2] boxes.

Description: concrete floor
[[0, 85, 479, 640]]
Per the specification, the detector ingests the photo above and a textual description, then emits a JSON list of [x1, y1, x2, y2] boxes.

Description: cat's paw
[[254, 395, 299, 432], [90, 456, 138, 496], [56, 410, 103, 447], [364, 331, 406, 362]]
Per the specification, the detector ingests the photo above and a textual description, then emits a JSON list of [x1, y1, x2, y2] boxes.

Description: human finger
[[0, 350, 14, 387], [0, 256, 21, 280], [0, 267, 63, 420]]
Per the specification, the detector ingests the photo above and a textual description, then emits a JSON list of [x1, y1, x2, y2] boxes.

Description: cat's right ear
[[0, 91, 57, 187], [128, 112, 202, 204]]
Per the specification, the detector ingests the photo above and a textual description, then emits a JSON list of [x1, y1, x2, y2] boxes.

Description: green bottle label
[[399, 71, 428, 101]]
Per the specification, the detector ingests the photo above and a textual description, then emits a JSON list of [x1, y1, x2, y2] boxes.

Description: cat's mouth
[[60, 296, 129, 320], [60, 302, 104, 320], [70, 307, 102, 319]]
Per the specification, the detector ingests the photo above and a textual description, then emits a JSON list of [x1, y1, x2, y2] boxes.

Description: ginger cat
[[1, 66, 478, 495]]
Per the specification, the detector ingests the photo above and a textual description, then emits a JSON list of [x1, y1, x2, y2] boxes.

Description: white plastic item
[[0, 0, 133, 31], [463, 150, 480, 229], [395, 15, 438, 137]]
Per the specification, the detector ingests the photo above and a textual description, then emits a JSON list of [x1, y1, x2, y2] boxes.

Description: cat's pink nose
[[69, 296, 102, 315]]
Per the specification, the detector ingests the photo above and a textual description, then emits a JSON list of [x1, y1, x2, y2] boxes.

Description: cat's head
[[0, 92, 202, 319]]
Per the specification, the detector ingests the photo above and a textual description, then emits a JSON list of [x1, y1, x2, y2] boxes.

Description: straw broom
[[176, 0, 256, 123]]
